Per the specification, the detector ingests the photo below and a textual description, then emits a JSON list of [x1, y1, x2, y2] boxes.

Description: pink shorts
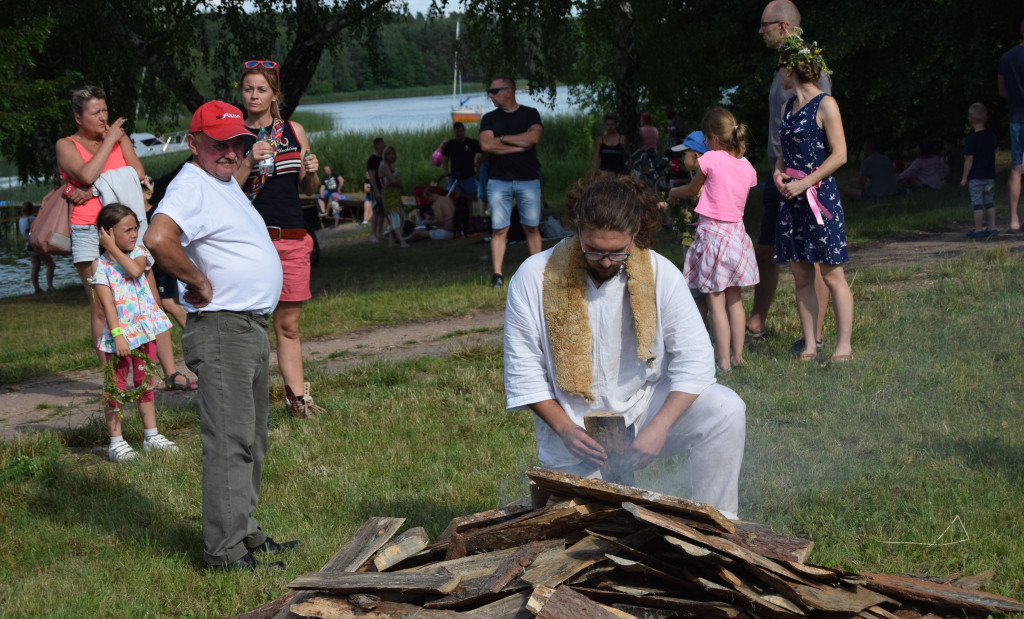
[[275, 235, 313, 302], [109, 340, 157, 408]]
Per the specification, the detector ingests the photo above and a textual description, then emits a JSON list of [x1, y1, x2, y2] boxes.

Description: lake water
[[0, 86, 581, 298], [298, 84, 577, 133]]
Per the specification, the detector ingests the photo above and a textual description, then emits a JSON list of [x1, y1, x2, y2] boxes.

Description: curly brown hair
[[565, 172, 661, 249]]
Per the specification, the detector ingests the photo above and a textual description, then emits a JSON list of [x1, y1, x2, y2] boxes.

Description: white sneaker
[[143, 434, 179, 453], [109, 441, 139, 462]]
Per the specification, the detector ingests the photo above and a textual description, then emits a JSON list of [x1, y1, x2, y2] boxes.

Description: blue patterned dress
[[774, 93, 848, 264]]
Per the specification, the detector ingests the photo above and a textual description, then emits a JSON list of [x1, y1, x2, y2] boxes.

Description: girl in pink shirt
[[673, 107, 759, 373]]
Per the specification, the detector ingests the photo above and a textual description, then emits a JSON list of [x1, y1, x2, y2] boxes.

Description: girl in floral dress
[[773, 36, 854, 364], [91, 203, 177, 462]]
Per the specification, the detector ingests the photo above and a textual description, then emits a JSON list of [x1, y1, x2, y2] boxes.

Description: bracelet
[[110, 327, 123, 337]]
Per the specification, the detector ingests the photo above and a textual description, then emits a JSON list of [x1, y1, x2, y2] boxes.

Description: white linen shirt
[[504, 242, 716, 469], [154, 163, 282, 315]]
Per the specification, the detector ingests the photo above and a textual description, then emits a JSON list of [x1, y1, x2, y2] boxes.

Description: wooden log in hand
[[584, 413, 635, 486]]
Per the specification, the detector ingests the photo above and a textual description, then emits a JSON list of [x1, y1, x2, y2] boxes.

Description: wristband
[[63, 183, 75, 196], [110, 327, 123, 337]]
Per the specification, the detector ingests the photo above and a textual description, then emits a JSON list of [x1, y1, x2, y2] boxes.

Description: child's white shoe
[[143, 434, 179, 453], [109, 441, 139, 462]]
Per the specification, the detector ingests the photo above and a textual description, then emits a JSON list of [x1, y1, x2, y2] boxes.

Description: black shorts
[[758, 181, 781, 246], [153, 266, 179, 300]]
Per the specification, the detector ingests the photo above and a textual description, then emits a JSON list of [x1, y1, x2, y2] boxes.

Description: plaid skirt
[[683, 216, 760, 293]]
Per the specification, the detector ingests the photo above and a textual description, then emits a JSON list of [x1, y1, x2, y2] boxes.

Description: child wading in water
[[672, 108, 759, 373], [91, 203, 178, 462]]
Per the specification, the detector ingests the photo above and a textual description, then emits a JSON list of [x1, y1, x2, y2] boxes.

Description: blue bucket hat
[[671, 130, 708, 154]]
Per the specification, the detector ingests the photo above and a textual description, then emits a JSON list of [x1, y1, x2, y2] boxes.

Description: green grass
[[2, 245, 1024, 615]]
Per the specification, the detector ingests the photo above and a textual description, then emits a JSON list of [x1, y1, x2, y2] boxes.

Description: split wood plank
[[666, 515, 814, 563], [287, 571, 463, 595], [622, 502, 809, 585], [286, 593, 461, 618], [787, 581, 897, 613], [584, 413, 636, 486], [713, 564, 805, 617], [373, 526, 429, 572], [603, 553, 698, 591], [521, 534, 618, 588], [235, 590, 297, 619], [857, 572, 1024, 615], [321, 517, 406, 573], [527, 584, 634, 619], [420, 541, 549, 610], [572, 586, 744, 618], [527, 467, 735, 533], [400, 539, 566, 578], [435, 498, 535, 545], [460, 590, 534, 618], [460, 503, 629, 554]]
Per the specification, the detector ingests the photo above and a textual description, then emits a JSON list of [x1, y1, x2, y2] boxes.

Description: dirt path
[[2, 225, 1020, 441]]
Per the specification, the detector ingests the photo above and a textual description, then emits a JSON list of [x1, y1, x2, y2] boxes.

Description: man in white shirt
[[503, 174, 746, 519], [145, 101, 297, 571]]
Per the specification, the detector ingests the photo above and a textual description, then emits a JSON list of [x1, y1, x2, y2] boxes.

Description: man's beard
[[586, 261, 624, 284]]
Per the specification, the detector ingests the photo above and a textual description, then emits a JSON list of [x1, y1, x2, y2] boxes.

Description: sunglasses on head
[[487, 87, 508, 95], [244, 60, 279, 79]]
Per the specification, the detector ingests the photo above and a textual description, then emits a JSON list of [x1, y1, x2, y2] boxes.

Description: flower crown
[[777, 30, 831, 75]]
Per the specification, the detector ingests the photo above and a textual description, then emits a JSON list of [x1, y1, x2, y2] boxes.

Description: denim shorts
[[71, 224, 100, 264], [968, 179, 995, 208], [488, 179, 542, 229], [1011, 123, 1024, 166], [449, 176, 477, 196]]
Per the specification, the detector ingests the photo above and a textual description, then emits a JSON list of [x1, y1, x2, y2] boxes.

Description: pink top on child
[[694, 150, 757, 223]]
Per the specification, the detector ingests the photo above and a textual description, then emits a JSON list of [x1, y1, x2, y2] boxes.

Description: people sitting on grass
[[841, 137, 899, 201], [898, 141, 948, 192], [405, 186, 456, 242]]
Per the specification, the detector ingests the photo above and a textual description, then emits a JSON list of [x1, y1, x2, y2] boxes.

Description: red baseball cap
[[188, 101, 249, 141]]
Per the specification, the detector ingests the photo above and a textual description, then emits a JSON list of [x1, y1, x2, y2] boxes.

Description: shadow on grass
[[927, 434, 1024, 484], [26, 457, 202, 564]]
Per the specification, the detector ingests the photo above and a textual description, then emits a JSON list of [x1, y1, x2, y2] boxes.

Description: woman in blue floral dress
[[772, 36, 854, 364]]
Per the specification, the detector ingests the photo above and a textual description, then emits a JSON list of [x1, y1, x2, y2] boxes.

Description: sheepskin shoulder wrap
[[541, 238, 658, 402]]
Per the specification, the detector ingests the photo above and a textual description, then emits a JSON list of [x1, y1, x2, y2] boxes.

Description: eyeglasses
[[244, 60, 280, 80], [487, 87, 508, 95], [578, 229, 634, 263], [759, 20, 782, 28]]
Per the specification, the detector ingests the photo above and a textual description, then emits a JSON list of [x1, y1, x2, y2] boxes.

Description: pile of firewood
[[240, 468, 1024, 618]]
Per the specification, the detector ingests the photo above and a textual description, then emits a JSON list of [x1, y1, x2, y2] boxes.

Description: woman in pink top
[[56, 85, 145, 364], [672, 107, 759, 373]]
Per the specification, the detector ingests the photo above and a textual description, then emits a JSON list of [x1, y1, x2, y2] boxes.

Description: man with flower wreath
[[503, 174, 747, 520], [146, 101, 299, 571], [748, 0, 832, 351]]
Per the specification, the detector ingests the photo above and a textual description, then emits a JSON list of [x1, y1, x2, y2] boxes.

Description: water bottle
[[256, 127, 275, 175]]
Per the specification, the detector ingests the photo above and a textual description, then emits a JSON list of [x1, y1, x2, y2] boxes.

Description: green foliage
[[1, 433, 63, 483]]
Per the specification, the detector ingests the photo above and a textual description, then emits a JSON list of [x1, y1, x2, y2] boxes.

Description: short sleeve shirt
[[480, 105, 542, 181]]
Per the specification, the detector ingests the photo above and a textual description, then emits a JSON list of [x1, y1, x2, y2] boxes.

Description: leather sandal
[[164, 371, 197, 391], [823, 353, 854, 366], [798, 352, 819, 362]]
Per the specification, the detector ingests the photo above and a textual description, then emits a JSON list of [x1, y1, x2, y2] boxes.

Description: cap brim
[[670, 144, 689, 152], [200, 127, 250, 141]]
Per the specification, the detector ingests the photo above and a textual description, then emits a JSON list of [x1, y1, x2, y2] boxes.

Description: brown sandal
[[822, 353, 854, 366], [798, 352, 819, 362], [285, 382, 325, 417]]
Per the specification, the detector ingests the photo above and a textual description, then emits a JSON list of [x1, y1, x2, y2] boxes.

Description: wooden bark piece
[[321, 517, 406, 573], [858, 572, 1024, 615], [522, 535, 616, 588], [572, 586, 744, 618], [373, 527, 429, 572], [401, 539, 566, 578], [527, 584, 633, 619], [584, 413, 636, 485], [622, 502, 804, 584], [435, 499, 535, 544], [460, 591, 534, 618], [527, 467, 735, 533], [287, 593, 462, 618], [287, 572, 463, 595], [461, 502, 626, 554]]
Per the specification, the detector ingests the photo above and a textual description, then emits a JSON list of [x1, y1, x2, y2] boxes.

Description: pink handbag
[[29, 188, 72, 256]]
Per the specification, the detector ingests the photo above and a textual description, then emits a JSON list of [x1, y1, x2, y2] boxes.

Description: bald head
[[759, 0, 802, 48]]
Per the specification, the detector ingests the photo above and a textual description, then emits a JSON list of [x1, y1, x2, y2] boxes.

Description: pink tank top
[[62, 138, 128, 225]]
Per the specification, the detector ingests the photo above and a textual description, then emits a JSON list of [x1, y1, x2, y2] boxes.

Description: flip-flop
[[822, 353, 854, 367], [165, 371, 197, 391], [745, 326, 767, 340]]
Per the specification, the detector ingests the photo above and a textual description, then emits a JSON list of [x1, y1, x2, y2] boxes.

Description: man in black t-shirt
[[480, 74, 543, 289], [442, 122, 482, 212], [366, 137, 386, 242]]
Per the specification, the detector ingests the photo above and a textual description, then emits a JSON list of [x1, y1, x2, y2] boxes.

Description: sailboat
[[450, 20, 482, 123]]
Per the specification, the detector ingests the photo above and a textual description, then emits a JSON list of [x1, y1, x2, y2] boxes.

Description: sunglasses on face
[[487, 87, 509, 95], [244, 60, 280, 80]]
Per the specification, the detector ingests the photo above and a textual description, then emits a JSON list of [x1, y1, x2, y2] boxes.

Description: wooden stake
[[584, 413, 635, 485]]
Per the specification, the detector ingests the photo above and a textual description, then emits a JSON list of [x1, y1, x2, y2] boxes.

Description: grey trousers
[[548, 383, 746, 520], [183, 311, 271, 566]]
